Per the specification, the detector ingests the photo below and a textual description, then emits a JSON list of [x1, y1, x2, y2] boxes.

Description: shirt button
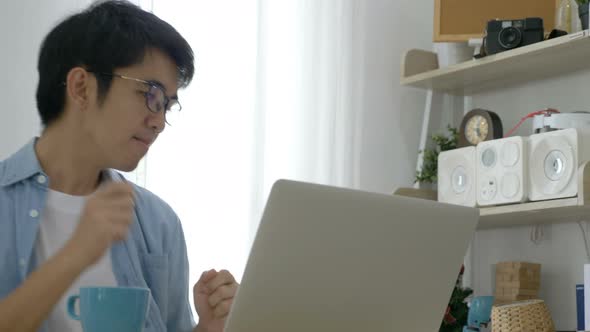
[[29, 209, 39, 218], [37, 175, 47, 184]]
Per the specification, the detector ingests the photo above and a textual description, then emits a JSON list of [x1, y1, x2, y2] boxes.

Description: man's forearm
[[0, 244, 87, 332]]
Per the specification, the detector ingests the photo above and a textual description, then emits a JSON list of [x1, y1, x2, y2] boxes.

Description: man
[[0, 1, 239, 331]]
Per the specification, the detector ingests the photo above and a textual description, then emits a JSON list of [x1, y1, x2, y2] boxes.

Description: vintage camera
[[484, 18, 544, 55]]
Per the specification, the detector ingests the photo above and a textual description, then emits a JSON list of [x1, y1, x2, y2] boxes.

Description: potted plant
[[415, 126, 458, 188], [440, 265, 473, 332], [577, 0, 589, 29]]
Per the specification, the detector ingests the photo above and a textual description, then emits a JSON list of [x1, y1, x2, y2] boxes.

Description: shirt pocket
[[140, 253, 169, 323]]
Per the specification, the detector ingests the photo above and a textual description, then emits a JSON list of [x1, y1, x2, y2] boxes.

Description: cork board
[[434, 0, 558, 42]]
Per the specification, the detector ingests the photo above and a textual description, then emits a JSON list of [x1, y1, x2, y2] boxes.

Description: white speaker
[[438, 146, 477, 207], [476, 136, 527, 206], [528, 128, 590, 201]]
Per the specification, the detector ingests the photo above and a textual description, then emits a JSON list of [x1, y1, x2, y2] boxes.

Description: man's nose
[[147, 110, 166, 133]]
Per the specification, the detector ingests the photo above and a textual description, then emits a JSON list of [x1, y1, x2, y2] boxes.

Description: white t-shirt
[[34, 189, 117, 332]]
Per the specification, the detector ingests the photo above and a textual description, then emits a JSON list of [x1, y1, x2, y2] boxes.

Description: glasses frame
[[88, 71, 182, 115]]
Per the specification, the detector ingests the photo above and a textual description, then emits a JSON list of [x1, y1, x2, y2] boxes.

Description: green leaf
[[415, 125, 458, 184]]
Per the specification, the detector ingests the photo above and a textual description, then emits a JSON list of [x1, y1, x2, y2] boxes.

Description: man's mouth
[[133, 136, 153, 148]]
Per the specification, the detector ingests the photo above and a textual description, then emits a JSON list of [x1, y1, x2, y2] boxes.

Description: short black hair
[[36, 0, 194, 127]]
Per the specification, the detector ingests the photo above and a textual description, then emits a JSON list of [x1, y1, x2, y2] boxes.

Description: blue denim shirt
[[0, 139, 195, 332]]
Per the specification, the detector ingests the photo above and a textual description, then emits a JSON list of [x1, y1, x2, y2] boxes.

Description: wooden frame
[[434, 0, 559, 42]]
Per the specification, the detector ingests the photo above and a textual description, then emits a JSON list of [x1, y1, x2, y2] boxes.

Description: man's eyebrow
[[145, 79, 166, 91], [145, 79, 178, 99]]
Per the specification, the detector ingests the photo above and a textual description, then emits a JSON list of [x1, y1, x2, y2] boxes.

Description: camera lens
[[498, 27, 522, 50]]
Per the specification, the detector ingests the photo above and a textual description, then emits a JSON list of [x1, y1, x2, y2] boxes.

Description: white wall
[[356, 0, 433, 194], [0, 0, 91, 159]]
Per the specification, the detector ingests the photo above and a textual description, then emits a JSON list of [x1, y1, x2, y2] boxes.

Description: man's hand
[[65, 182, 135, 268], [193, 269, 239, 332]]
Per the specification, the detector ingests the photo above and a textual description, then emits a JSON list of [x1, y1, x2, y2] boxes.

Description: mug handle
[[67, 295, 80, 321]]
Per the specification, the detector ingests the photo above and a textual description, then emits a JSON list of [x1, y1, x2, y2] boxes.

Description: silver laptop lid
[[225, 180, 479, 332]]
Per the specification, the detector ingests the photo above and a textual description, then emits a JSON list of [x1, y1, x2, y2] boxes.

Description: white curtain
[[252, 0, 366, 228], [134, 0, 366, 319]]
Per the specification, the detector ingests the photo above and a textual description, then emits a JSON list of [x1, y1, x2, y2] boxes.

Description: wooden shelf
[[394, 162, 590, 230], [477, 197, 590, 230], [400, 30, 590, 95]]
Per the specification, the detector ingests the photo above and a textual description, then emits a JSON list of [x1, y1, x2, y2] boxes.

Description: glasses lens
[[146, 85, 166, 113], [145, 85, 181, 126], [165, 106, 182, 126]]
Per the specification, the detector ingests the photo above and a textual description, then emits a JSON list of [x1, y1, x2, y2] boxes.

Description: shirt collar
[[0, 138, 45, 187], [0, 138, 124, 187]]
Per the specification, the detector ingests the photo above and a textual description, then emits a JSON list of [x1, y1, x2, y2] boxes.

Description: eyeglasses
[[89, 71, 182, 119]]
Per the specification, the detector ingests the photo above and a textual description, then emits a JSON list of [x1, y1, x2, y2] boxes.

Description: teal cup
[[67, 286, 150, 332]]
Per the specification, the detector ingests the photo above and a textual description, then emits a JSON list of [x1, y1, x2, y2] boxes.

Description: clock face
[[458, 109, 503, 148], [465, 115, 489, 145]]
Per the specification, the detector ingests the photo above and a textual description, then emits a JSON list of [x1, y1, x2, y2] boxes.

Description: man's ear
[[65, 67, 93, 110]]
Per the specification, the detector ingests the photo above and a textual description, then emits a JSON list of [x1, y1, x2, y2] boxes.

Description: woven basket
[[491, 299, 555, 332]]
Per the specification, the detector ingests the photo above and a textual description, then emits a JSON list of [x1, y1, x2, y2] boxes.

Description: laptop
[[225, 180, 479, 332]]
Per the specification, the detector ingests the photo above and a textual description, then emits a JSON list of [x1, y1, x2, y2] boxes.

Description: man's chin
[[113, 159, 141, 173]]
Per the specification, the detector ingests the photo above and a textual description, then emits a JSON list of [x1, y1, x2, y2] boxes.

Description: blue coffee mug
[[467, 295, 494, 326], [67, 286, 150, 332]]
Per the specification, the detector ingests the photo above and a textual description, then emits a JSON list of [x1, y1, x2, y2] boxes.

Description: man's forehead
[[127, 49, 180, 92]]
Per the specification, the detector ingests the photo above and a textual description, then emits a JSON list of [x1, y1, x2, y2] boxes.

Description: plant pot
[[433, 42, 474, 67], [579, 2, 589, 30], [417, 181, 438, 192]]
